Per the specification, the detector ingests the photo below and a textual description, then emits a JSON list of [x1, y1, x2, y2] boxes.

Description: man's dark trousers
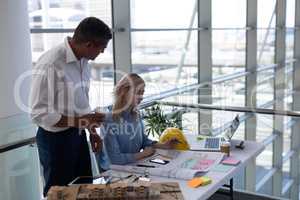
[[36, 127, 92, 196]]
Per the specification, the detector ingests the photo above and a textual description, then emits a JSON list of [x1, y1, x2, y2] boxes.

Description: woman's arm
[[134, 147, 155, 160], [152, 138, 181, 149], [104, 131, 155, 165], [152, 142, 170, 149]]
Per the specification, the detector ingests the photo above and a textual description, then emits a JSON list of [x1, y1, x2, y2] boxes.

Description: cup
[[220, 141, 230, 157]]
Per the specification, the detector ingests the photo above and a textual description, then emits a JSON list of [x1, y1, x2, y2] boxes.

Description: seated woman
[[97, 73, 177, 169]]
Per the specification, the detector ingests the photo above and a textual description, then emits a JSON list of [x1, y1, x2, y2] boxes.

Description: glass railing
[[0, 114, 41, 200]]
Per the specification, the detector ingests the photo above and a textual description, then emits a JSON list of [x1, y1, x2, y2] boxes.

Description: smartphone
[[149, 158, 169, 165]]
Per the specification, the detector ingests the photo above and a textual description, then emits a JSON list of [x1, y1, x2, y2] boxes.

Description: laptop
[[189, 115, 240, 151]]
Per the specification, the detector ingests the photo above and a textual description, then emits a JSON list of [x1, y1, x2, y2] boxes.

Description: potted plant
[[143, 104, 183, 138]]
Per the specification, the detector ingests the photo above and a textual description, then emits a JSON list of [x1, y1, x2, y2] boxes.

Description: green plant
[[143, 105, 183, 137]]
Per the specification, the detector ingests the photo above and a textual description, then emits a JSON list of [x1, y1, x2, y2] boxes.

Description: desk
[[107, 137, 265, 200]]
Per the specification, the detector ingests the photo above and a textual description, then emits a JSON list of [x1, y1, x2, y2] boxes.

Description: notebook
[[221, 156, 241, 166]]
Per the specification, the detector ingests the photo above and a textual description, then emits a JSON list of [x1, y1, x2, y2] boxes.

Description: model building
[[48, 182, 160, 200]]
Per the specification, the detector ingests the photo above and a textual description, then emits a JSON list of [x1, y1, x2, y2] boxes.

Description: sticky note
[[200, 176, 212, 186], [211, 164, 233, 173], [196, 136, 206, 140], [187, 177, 203, 188], [222, 157, 241, 166], [187, 177, 212, 188]]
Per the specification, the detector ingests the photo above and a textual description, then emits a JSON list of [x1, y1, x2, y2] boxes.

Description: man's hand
[[88, 127, 102, 153], [55, 112, 106, 128], [78, 112, 105, 129]]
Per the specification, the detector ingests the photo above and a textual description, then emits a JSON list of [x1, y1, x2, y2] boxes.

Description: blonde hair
[[112, 73, 145, 121]]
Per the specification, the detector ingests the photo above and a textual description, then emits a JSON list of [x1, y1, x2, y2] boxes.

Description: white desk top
[[108, 136, 265, 200]]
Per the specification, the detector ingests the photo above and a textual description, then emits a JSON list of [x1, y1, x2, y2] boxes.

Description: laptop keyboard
[[205, 138, 220, 149]]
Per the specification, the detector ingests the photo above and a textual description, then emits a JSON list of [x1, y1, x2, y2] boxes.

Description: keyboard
[[204, 138, 220, 149]]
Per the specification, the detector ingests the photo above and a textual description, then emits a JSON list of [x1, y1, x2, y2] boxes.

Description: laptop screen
[[223, 115, 240, 141]]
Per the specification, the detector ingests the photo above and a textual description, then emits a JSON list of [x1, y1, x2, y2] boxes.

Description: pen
[[131, 176, 140, 183], [136, 164, 155, 168]]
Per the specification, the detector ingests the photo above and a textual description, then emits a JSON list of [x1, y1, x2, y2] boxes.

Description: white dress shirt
[[30, 37, 92, 132]]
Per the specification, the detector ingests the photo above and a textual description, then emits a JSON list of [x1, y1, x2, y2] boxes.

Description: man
[[29, 17, 112, 196]]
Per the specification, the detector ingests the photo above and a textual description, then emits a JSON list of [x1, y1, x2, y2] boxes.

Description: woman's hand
[[134, 146, 155, 161], [143, 146, 156, 157], [160, 138, 181, 149]]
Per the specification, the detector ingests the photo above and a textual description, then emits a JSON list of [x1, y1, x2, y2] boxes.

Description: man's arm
[[54, 113, 105, 129]]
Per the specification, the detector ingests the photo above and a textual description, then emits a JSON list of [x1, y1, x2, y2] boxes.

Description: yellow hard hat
[[159, 127, 190, 150]]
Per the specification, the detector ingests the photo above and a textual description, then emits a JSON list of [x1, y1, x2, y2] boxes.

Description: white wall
[[0, 0, 32, 118]]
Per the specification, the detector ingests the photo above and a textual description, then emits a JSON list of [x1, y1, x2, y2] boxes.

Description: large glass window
[[28, 0, 112, 29], [27, 0, 114, 108], [131, 0, 198, 96], [131, 31, 198, 95], [131, 0, 197, 29], [211, 0, 246, 141]]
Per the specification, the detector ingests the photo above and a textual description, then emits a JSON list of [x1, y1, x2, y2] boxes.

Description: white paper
[[110, 149, 224, 180]]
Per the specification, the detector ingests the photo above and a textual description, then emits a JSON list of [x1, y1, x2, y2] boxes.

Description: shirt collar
[[64, 37, 79, 63]]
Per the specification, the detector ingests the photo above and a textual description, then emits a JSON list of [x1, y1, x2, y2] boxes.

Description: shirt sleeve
[[103, 124, 136, 165], [29, 64, 62, 128]]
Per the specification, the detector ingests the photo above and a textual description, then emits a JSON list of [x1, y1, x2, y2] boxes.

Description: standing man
[[29, 17, 112, 196]]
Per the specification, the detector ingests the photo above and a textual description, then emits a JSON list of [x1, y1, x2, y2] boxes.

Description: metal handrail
[[282, 179, 294, 196], [30, 26, 300, 34], [28, 27, 254, 34], [30, 28, 120, 34], [30, 28, 75, 33], [256, 168, 277, 192], [0, 137, 36, 154], [131, 27, 255, 31], [285, 118, 300, 129], [256, 64, 278, 73], [262, 134, 278, 146], [213, 71, 250, 84], [282, 150, 295, 164], [130, 27, 206, 32], [157, 101, 300, 117]]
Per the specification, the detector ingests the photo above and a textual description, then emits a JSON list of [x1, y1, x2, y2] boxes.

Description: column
[[198, 0, 212, 136], [111, 0, 132, 83], [0, 1, 41, 200], [245, 0, 257, 192]]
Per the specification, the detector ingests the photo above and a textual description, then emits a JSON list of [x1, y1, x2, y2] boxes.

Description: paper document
[[111, 149, 224, 180]]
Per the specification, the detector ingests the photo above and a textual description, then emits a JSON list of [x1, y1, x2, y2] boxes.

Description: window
[[28, 0, 114, 108]]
